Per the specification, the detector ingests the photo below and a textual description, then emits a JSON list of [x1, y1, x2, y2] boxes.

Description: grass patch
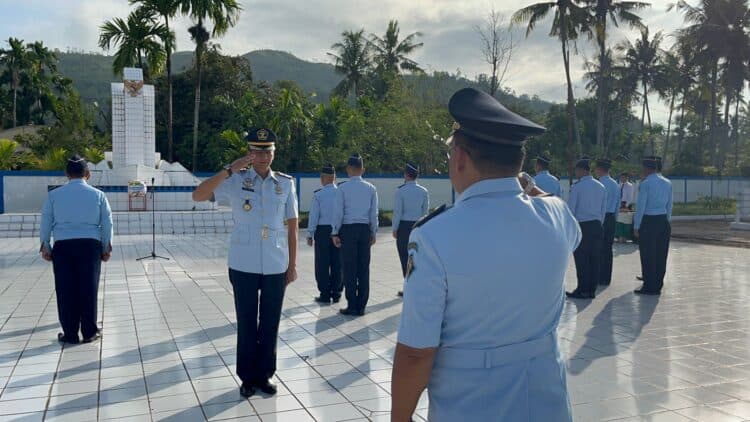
[[673, 198, 736, 216]]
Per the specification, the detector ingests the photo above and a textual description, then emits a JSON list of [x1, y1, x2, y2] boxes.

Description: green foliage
[[673, 198, 736, 216], [36, 147, 68, 170], [0, 138, 21, 170]]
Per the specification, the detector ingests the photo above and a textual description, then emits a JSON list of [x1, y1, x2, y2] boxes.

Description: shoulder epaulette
[[314, 188, 321, 193], [413, 204, 452, 229], [397, 184, 405, 189], [338, 181, 347, 185], [238, 168, 248, 174], [275, 171, 293, 179]]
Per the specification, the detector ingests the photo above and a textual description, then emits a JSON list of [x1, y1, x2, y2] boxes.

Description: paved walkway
[[1, 233, 750, 421]]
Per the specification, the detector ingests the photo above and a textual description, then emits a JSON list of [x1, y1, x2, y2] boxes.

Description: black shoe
[[397, 291, 404, 297], [636, 276, 644, 281], [598, 281, 611, 286], [332, 296, 341, 303], [357, 309, 365, 316], [239, 383, 256, 398], [314, 296, 331, 304], [339, 308, 357, 316], [255, 380, 277, 396], [82, 329, 102, 344], [634, 288, 660, 296], [57, 333, 79, 344], [566, 291, 595, 299]]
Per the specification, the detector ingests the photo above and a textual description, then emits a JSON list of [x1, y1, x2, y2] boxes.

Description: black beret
[[642, 156, 659, 169], [347, 153, 363, 167], [66, 155, 87, 174], [536, 154, 552, 164], [405, 162, 420, 175], [448, 87, 545, 146], [596, 158, 612, 169], [575, 157, 591, 170], [321, 163, 335, 175], [244, 127, 277, 150]]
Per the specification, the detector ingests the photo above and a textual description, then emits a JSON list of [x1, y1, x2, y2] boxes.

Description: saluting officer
[[566, 158, 606, 299], [192, 128, 298, 398], [391, 87, 581, 422], [393, 162, 429, 297], [331, 153, 379, 316], [533, 154, 563, 197], [595, 158, 620, 286], [40, 155, 112, 344], [307, 163, 342, 304], [634, 156, 673, 295]]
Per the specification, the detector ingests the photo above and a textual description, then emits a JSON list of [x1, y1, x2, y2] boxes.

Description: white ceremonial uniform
[[398, 177, 581, 422], [214, 168, 298, 274]]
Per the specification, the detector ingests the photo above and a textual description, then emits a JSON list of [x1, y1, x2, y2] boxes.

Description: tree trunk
[[676, 93, 687, 159], [166, 16, 174, 163], [719, 87, 731, 172], [12, 84, 17, 128], [192, 41, 203, 172], [560, 18, 577, 187], [709, 62, 719, 167], [596, 30, 606, 147], [732, 90, 741, 168], [642, 81, 654, 153], [663, 92, 675, 168]]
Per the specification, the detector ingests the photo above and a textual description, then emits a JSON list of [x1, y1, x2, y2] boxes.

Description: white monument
[[88, 67, 212, 211]]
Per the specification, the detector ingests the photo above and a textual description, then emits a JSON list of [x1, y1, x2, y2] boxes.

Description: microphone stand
[[137, 177, 169, 261]]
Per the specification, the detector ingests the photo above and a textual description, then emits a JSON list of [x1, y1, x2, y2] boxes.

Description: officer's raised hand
[[230, 154, 253, 173]]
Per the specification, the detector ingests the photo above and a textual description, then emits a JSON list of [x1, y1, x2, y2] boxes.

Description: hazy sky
[[0, 0, 687, 122]]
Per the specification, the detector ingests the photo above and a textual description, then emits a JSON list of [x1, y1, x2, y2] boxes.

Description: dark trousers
[[396, 221, 416, 277], [52, 239, 102, 340], [599, 213, 616, 285], [314, 225, 342, 299], [229, 269, 286, 384], [340, 223, 372, 312], [573, 221, 603, 295], [639, 215, 671, 293]]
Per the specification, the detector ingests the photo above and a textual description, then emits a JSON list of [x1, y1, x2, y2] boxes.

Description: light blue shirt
[[534, 170, 562, 197], [214, 168, 298, 274], [398, 178, 580, 422], [393, 180, 429, 231], [599, 174, 620, 214], [567, 175, 606, 223], [307, 183, 338, 238], [332, 175, 378, 237], [40, 179, 113, 250], [634, 173, 673, 230]]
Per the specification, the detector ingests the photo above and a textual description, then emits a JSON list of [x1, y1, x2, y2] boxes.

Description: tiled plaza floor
[[1, 233, 750, 421]]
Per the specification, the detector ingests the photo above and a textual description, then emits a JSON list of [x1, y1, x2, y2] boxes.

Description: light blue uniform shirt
[[398, 178, 580, 422], [599, 174, 621, 214], [568, 175, 606, 223], [534, 170, 563, 197], [214, 168, 298, 275], [307, 183, 338, 238], [392, 180, 429, 231], [332, 176, 378, 237], [634, 173, 673, 230], [40, 179, 113, 250]]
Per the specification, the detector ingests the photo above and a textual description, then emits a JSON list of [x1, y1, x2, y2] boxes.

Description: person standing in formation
[[634, 156, 673, 295], [192, 128, 298, 398], [391, 87, 580, 421], [40, 155, 112, 345], [332, 154, 379, 316], [393, 162, 429, 297], [595, 158, 620, 286], [566, 158, 606, 299], [307, 163, 342, 304], [533, 154, 563, 197]]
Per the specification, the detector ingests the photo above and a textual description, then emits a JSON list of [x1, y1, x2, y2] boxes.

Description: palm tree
[[582, 0, 649, 147], [328, 30, 372, 98], [617, 27, 664, 153], [0, 139, 22, 170], [513, 0, 589, 181], [98, 9, 169, 81], [0, 38, 29, 127], [369, 20, 424, 76], [131, 0, 180, 163], [179, 0, 242, 172], [657, 50, 680, 166], [271, 87, 311, 171], [26, 41, 58, 123]]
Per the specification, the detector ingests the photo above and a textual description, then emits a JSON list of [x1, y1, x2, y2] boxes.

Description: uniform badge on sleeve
[[405, 242, 418, 279]]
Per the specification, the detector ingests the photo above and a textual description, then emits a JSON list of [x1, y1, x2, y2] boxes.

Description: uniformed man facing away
[[331, 154, 378, 316], [40, 155, 113, 344], [307, 163, 342, 304], [595, 158, 620, 286], [634, 156, 673, 295], [393, 162, 429, 297], [391, 87, 581, 422], [566, 158, 607, 299], [533, 154, 563, 197], [192, 128, 298, 398]]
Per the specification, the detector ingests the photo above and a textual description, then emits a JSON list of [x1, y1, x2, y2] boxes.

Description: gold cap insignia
[[257, 129, 269, 141]]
